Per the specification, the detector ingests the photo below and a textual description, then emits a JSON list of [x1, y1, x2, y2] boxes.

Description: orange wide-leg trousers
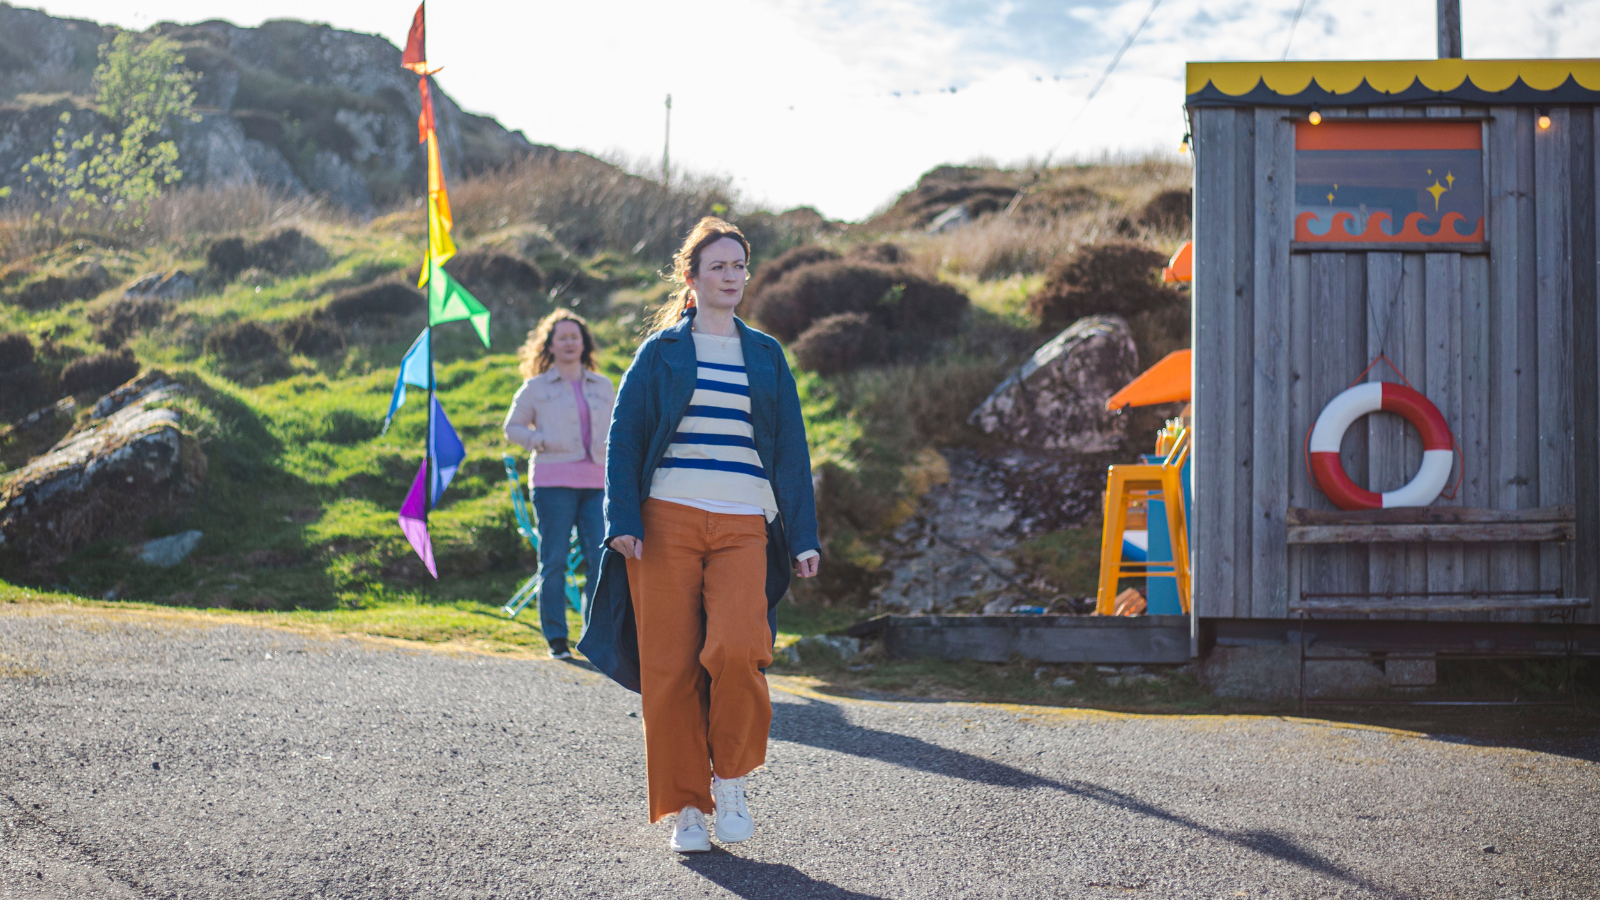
[[626, 499, 774, 822]]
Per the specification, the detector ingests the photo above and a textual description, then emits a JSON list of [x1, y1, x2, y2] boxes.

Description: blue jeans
[[532, 487, 605, 643]]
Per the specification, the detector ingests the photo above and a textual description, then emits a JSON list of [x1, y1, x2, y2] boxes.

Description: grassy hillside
[[0, 153, 1193, 656]]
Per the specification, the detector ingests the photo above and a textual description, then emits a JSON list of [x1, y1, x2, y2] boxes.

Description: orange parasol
[[1161, 240, 1192, 283], [1106, 349, 1192, 410]]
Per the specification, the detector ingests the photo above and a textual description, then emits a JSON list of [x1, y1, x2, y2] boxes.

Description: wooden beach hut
[[1186, 60, 1600, 641]]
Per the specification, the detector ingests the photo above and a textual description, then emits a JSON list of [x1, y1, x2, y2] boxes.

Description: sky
[[31, 0, 1600, 221]]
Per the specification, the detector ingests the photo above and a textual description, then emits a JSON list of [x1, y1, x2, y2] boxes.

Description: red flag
[[417, 76, 435, 144], [401, 3, 426, 73]]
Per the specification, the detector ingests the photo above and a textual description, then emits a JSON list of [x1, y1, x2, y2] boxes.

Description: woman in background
[[503, 310, 615, 660], [581, 217, 820, 853]]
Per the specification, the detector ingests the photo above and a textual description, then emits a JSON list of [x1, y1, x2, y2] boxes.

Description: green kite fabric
[[427, 257, 490, 348]]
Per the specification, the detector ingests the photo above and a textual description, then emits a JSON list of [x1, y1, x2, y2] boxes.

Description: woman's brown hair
[[518, 309, 598, 377], [646, 216, 752, 333]]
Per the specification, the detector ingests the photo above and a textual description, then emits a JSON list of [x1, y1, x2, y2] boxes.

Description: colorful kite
[[389, 1, 491, 578]]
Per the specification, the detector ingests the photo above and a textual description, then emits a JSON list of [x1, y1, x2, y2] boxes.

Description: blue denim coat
[[576, 315, 820, 692]]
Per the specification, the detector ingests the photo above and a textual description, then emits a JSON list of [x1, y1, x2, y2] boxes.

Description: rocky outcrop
[[0, 6, 571, 212], [968, 315, 1138, 452], [873, 448, 1112, 615], [0, 372, 205, 567]]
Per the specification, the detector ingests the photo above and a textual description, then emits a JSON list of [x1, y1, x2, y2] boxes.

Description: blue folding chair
[[501, 455, 585, 619]]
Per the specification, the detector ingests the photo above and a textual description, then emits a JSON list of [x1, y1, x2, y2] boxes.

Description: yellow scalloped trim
[[1187, 59, 1600, 97]]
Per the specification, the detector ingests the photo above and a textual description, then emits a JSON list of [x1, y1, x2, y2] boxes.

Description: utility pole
[[1437, 0, 1462, 58], [662, 94, 671, 185]]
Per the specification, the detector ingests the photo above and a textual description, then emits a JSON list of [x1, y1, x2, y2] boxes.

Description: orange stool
[[1095, 429, 1191, 615]]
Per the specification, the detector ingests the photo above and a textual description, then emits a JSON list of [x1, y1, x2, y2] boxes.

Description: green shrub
[[59, 347, 138, 395]]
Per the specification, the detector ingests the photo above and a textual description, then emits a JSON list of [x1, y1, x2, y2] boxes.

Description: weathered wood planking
[[1231, 111, 1258, 614], [1363, 252, 1401, 605], [1459, 253, 1493, 610], [1425, 252, 1465, 621], [1250, 107, 1293, 618], [1286, 253, 1313, 614], [1288, 522, 1574, 544], [1287, 505, 1574, 525], [1290, 597, 1587, 614], [1486, 106, 1542, 620], [1534, 107, 1574, 605], [1581, 110, 1600, 623], [1193, 107, 1259, 618]]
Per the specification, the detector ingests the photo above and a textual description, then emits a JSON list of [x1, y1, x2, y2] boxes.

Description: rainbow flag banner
[[388, 1, 489, 577]]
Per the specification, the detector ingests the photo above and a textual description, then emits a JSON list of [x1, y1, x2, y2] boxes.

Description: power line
[[1006, 0, 1164, 214], [1282, 0, 1313, 60]]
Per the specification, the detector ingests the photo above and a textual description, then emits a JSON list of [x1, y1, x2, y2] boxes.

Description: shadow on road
[[679, 849, 892, 900], [772, 695, 1410, 900]]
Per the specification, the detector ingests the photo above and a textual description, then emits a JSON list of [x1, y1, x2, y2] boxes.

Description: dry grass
[[0, 183, 344, 264], [447, 153, 734, 263], [876, 154, 1193, 280]]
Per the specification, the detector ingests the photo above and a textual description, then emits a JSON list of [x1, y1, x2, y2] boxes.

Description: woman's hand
[[795, 555, 819, 578], [609, 535, 643, 559]]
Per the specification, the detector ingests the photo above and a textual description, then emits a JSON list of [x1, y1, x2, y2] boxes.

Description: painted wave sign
[[1292, 120, 1484, 244]]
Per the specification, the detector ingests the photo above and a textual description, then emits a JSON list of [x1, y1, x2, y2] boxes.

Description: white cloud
[[30, 0, 1600, 219]]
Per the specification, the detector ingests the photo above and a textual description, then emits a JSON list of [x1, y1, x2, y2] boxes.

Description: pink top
[[532, 378, 606, 489]]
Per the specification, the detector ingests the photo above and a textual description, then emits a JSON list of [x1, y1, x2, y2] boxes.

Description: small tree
[[24, 32, 199, 226]]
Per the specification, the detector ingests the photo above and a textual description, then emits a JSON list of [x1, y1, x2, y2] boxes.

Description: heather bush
[[88, 296, 165, 348], [790, 313, 892, 375], [206, 228, 331, 281], [1027, 242, 1174, 332], [0, 330, 35, 370], [324, 280, 423, 325], [750, 261, 967, 343], [204, 321, 278, 359], [1139, 189, 1192, 234], [59, 347, 138, 395], [277, 316, 345, 356], [744, 245, 840, 305], [845, 242, 911, 266], [443, 251, 544, 297]]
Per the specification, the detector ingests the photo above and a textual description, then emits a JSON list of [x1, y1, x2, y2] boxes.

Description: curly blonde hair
[[518, 309, 597, 377], [646, 216, 752, 333]]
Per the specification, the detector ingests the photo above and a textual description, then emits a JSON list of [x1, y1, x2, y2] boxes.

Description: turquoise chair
[[500, 455, 584, 619]]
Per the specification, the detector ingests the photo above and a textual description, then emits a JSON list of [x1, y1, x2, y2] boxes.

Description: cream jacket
[[502, 369, 616, 465]]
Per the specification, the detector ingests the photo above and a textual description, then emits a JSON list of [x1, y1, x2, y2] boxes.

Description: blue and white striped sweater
[[649, 333, 778, 516]]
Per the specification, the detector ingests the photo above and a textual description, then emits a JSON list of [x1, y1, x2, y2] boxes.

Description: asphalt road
[[2, 604, 1597, 900]]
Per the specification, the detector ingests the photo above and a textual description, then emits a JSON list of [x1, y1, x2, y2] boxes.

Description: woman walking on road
[[503, 310, 615, 660], [578, 217, 820, 853]]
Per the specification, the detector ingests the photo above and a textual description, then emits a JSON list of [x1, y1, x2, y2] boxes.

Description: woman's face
[[688, 237, 748, 312], [549, 320, 585, 366]]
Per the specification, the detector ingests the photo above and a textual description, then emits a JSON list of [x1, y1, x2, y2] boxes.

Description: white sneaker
[[711, 775, 753, 843], [670, 805, 710, 853]]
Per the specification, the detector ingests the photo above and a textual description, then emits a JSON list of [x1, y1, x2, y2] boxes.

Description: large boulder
[[0, 372, 206, 568], [968, 315, 1139, 452]]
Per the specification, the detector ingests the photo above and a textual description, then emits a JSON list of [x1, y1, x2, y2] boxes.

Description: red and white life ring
[[1309, 382, 1453, 510]]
